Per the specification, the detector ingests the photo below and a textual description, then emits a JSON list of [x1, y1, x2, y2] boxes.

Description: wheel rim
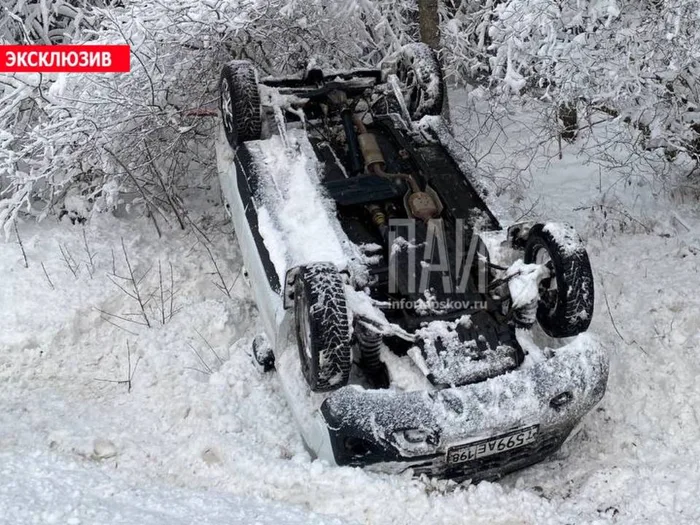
[[220, 77, 235, 135], [534, 245, 558, 314], [296, 285, 313, 364], [396, 58, 420, 116]]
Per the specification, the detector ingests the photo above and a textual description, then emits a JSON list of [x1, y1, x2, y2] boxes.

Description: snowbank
[[4, 91, 700, 524]]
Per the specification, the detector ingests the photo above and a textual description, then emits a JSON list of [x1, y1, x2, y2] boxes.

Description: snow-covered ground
[[4, 97, 700, 524]]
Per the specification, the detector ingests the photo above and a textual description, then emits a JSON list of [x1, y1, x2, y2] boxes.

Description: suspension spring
[[356, 322, 384, 372]]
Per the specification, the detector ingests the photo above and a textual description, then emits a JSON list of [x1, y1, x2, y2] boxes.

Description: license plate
[[446, 425, 539, 465]]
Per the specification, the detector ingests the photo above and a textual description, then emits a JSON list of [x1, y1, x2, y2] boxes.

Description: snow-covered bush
[[0, 0, 110, 44], [1, 0, 419, 235], [440, 0, 496, 84], [8, 0, 700, 234], [442, 0, 700, 180]]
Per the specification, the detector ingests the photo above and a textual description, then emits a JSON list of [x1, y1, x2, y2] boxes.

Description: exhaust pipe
[[352, 115, 439, 221]]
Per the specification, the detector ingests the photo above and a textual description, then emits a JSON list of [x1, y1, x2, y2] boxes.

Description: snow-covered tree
[[9, 0, 700, 235], [0, 0, 111, 44], [0, 0, 418, 235], [440, 0, 700, 175]]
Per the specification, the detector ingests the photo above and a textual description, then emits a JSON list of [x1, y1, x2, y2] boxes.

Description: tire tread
[[525, 228, 594, 338], [219, 60, 262, 147], [296, 263, 351, 392]]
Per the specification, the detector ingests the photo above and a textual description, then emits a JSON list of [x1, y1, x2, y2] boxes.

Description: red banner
[[0, 45, 131, 73]]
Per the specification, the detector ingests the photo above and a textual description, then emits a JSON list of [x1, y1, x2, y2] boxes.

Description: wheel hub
[[220, 78, 235, 134], [534, 246, 558, 314], [296, 287, 313, 362]]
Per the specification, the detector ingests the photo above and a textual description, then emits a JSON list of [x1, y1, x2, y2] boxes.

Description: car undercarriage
[[216, 43, 608, 481]]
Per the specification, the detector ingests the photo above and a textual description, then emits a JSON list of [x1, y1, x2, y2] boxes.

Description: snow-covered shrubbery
[[6, 0, 700, 234], [444, 0, 700, 183], [0, 0, 419, 235], [0, 0, 111, 45]]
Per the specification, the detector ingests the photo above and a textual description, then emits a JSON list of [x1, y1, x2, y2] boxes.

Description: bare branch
[[41, 262, 55, 290], [95, 341, 141, 392], [188, 342, 213, 375], [159, 260, 166, 325], [200, 239, 232, 298], [95, 308, 150, 327], [120, 237, 151, 328], [169, 261, 175, 322], [98, 313, 140, 336], [600, 277, 648, 355], [195, 328, 223, 366], [59, 243, 79, 279], [101, 238, 154, 329], [13, 221, 28, 269], [82, 229, 96, 279], [144, 142, 186, 230], [103, 146, 163, 238]]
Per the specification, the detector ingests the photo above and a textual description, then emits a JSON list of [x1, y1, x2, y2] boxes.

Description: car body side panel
[[216, 128, 283, 348]]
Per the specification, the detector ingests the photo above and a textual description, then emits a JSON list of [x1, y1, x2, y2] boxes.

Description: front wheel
[[524, 224, 594, 338], [294, 263, 352, 392]]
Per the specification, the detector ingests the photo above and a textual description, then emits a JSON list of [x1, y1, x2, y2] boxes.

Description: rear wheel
[[294, 263, 351, 392], [524, 225, 594, 338], [387, 43, 445, 120], [219, 60, 262, 148]]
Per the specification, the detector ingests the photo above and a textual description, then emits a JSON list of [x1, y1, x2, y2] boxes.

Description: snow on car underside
[[230, 123, 598, 395], [248, 128, 363, 282], [234, 127, 521, 389], [216, 45, 607, 479]]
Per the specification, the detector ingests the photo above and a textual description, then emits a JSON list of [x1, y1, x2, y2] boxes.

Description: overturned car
[[216, 43, 608, 482]]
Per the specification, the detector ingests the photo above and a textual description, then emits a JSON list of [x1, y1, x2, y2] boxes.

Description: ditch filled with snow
[[3, 94, 700, 524]]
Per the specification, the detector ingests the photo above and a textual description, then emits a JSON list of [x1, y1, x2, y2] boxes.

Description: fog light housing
[[391, 428, 439, 456], [403, 429, 431, 444], [550, 391, 573, 410], [344, 436, 373, 457]]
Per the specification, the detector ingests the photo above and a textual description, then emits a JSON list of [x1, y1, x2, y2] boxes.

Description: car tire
[[219, 60, 262, 148], [294, 263, 351, 392], [524, 225, 594, 338], [389, 43, 445, 120]]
